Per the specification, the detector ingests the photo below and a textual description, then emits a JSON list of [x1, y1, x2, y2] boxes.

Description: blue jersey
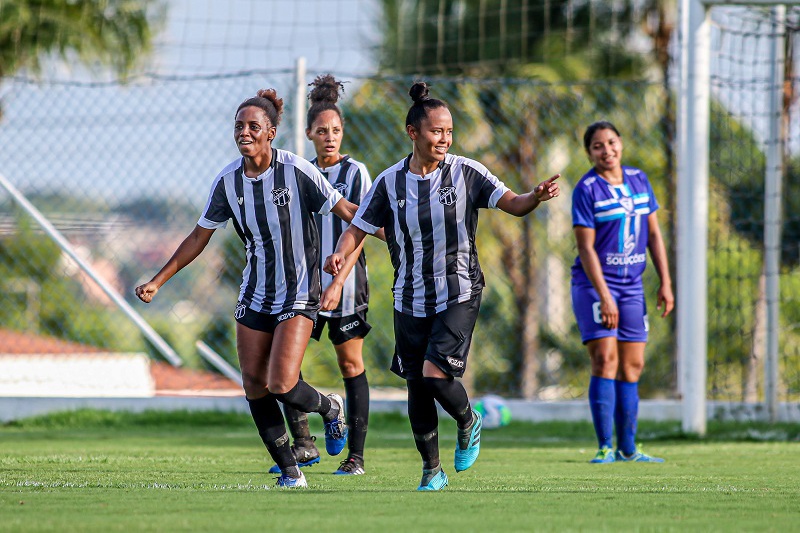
[[571, 166, 659, 284]]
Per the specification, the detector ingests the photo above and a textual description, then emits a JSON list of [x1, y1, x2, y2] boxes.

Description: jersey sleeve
[[297, 166, 343, 215], [198, 175, 231, 229], [644, 174, 660, 212], [355, 163, 373, 205], [464, 159, 510, 209], [572, 181, 595, 228], [352, 175, 389, 235]]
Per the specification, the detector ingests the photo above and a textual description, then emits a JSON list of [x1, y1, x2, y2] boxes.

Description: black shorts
[[310, 309, 372, 345], [234, 302, 316, 334], [391, 293, 482, 379]]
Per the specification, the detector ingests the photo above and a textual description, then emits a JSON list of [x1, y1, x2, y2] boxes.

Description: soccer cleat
[[417, 467, 449, 491], [454, 409, 482, 472], [275, 470, 308, 488], [615, 445, 664, 463], [333, 456, 365, 476], [268, 437, 321, 474], [323, 393, 349, 456], [590, 447, 616, 464]]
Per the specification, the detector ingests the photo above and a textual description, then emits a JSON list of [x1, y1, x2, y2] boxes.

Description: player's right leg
[[332, 332, 369, 475], [267, 401, 320, 474]]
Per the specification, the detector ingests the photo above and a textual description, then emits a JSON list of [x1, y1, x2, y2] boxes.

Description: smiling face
[[234, 106, 275, 158], [408, 106, 453, 167], [306, 109, 343, 165], [587, 127, 624, 176]]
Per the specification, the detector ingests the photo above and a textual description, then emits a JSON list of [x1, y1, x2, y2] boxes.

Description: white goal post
[[677, 0, 796, 434]]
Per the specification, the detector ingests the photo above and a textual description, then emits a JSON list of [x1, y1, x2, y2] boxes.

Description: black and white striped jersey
[[352, 153, 510, 317], [198, 148, 344, 314], [312, 156, 372, 318]]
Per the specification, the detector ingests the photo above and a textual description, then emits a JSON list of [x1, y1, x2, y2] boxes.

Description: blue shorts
[[571, 278, 648, 344]]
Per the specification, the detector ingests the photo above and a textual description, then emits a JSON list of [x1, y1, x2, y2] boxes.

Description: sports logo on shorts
[[340, 320, 360, 332], [438, 186, 457, 206], [334, 183, 348, 196], [446, 356, 465, 369], [277, 312, 296, 322], [272, 188, 291, 206], [234, 303, 246, 319]]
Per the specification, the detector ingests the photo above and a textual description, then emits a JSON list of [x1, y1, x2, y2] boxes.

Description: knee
[[241, 372, 267, 398], [620, 360, 645, 381], [590, 350, 618, 376], [337, 359, 363, 378], [267, 378, 294, 395]]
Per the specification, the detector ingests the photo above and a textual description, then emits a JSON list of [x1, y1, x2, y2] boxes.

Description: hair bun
[[308, 74, 344, 104], [409, 82, 430, 104]]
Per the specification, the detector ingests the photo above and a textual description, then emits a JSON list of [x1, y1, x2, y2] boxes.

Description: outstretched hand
[[534, 174, 561, 202]]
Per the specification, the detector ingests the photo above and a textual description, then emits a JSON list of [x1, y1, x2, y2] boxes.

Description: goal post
[[678, 0, 795, 434]]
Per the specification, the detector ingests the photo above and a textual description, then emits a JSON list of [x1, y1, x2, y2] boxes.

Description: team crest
[[234, 303, 246, 319], [334, 183, 348, 195], [619, 196, 635, 215], [237, 197, 244, 205], [438, 186, 457, 206], [272, 187, 291, 206], [398, 199, 405, 208]]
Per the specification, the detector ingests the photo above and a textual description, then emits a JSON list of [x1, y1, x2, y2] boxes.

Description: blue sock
[[588, 376, 615, 449], [614, 380, 639, 455]]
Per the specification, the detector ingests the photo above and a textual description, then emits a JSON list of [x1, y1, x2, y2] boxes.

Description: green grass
[[2, 411, 799, 532]]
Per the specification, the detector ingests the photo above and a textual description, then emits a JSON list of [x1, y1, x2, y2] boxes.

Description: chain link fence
[[1, 65, 798, 401]]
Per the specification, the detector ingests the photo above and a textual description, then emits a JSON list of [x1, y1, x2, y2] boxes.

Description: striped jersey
[[198, 149, 344, 314], [313, 156, 372, 318], [352, 153, 510, 317], [571, 165, 659, 284]]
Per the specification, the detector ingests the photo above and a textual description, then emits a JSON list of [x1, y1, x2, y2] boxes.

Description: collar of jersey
[[403, 153, 446, 179], [312, 155, 349, 173], [240, 148, 278, 181]]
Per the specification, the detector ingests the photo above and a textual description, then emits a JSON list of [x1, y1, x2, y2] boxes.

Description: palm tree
[[0, 0, 163, 79]]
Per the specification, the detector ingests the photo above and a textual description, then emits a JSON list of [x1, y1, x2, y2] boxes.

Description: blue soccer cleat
[[268, 437, 321, 474], [454, 410, 482, 472], [323, 393, 349, 456], [590, 447, 616, 464], [275, 470, 307, 488], [615, 445, 664, 463], [417, 467, 448, 491]]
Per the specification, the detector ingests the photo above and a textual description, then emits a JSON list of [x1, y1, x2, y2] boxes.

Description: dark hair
[[583, 121, 621, 152], [236, 89, 284, 127], [405, 81, 449, 130], [307, 74, 345, 129]]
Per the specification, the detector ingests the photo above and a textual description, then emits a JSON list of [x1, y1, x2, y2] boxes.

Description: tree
[[0, 0, 163, 79]]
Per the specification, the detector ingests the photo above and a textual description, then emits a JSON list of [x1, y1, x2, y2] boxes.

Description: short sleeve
[[352, 175, 389, 234], [297, 166, 343, 215], [463, 159, 510, 209], [198, 175, 231, 229], [572, 181, 595, 228]]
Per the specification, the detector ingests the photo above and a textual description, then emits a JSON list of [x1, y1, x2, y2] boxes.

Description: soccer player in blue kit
[[571, 121, 674, 464]]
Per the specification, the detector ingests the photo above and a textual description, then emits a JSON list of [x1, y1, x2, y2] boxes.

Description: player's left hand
[[320, 284, 343, 311], [657, 283, 675, 318], [534, 174, 561, 201]]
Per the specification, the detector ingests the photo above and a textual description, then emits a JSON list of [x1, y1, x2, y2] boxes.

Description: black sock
[[247, 394, 297, 476], [407, 378, 440, 470], [283, 372, 312, 441], [424, 376, 472, 428], [344, 371, 369, 459], [274, 380, 334, 421]]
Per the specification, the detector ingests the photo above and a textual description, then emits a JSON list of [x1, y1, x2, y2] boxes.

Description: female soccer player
[[570, 121, 674, 464], [135, 89, 358, 488], [268, 74, 374, 477], [324, 82, 561, 491]]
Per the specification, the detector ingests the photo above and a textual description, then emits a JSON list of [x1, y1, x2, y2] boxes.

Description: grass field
[[1, 410, 799, 532]]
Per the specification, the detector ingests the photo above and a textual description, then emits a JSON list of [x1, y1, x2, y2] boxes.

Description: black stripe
[[234, 168, 258, 306], [275, 161, 298, 309], [297, 166, 320, 310], [440, 163, 461, 302], [251, 178, 277, 310], [462, 165, 485, 292], [395, 170, 415, 314], [417, 178, 437, 310]]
